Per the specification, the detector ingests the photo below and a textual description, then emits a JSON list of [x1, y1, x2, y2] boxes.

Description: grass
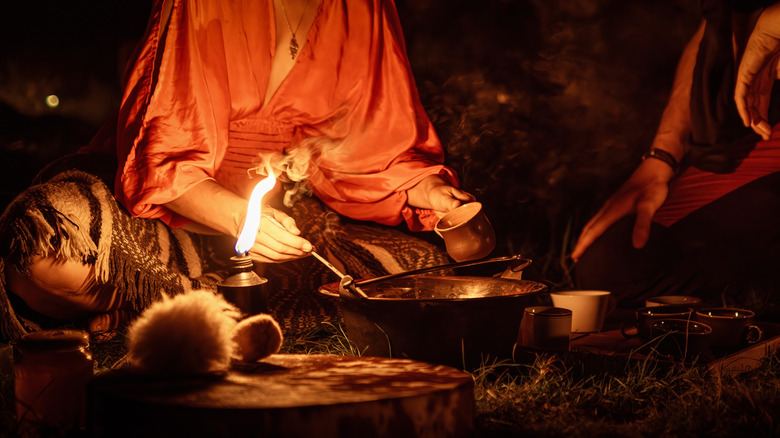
[[472, 353, 779, 437], [282, 323, 780, 437]]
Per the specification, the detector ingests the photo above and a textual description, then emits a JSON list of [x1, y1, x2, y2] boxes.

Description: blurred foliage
[[398, 0, 700, 283]]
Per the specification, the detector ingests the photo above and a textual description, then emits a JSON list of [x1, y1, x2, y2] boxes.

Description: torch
[[217, 171, 277, 316]]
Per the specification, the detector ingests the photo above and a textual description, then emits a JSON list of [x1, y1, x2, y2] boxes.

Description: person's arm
[[570, 22, 705, 262], [735, 2, 780, 140], [164, 179, 312, 263]]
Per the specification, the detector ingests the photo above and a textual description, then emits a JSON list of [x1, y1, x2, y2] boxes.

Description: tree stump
[[87, 354, 474, 437]]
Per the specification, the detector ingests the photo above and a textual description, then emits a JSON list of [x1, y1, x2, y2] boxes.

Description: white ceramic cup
[[549, 290, 612, 333]]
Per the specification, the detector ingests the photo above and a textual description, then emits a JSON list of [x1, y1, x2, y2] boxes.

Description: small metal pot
[[320, 273, 547, 370]]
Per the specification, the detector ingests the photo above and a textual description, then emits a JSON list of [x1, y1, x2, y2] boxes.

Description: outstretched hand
[[735, 3, 780, 140], [571, 159, 674, 262], [247, 207, 312, 263]]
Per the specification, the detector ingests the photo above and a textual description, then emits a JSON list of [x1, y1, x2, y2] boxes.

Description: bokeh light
[[45, 94, 60, 108]]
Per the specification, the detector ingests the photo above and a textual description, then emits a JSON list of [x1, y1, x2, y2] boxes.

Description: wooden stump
[[87, 354, 474, 438]]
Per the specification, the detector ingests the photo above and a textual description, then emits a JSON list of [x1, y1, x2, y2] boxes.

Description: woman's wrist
[[406, 174, 446, 209], [642, 147, 681, 173]]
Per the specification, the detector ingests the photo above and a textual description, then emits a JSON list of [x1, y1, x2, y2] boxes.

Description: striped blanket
[[0, 160, 450, 341]]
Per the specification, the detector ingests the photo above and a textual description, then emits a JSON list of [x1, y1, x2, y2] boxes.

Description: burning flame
[[235, 170, 277, 254]]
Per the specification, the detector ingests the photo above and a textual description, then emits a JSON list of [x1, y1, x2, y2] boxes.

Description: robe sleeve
[[115, 0, 231, 227], [303, 0, 459, 232]]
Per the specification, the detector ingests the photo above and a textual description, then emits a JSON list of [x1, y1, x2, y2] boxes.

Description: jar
[[14, 329, 93, 436]]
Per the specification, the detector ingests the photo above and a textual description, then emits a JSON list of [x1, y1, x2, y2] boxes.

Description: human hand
[[407, 174, 475, 215], [735, 3, 780, 140], [570, 159, 674, 262], [247, 208, 313, 263]]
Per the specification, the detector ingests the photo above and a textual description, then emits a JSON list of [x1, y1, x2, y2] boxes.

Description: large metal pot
[[319, 261, 547, 370]]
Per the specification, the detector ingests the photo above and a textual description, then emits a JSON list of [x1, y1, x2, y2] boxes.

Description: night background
[[0, 0, 701, 283]]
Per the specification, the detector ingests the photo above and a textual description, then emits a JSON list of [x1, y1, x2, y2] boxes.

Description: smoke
[[248, 134, 344, 208]]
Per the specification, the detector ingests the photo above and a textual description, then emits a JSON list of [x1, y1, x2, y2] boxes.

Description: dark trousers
[[575, 171, 780, 319]]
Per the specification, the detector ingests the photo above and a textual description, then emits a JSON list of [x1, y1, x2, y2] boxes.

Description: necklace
[[280, 0, 312, 60]]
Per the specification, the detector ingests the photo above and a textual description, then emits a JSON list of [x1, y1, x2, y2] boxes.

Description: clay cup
[[434, 202, 496, 262]]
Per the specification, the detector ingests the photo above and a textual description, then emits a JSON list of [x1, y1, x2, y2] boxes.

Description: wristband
[[642, 148, 680, 173]]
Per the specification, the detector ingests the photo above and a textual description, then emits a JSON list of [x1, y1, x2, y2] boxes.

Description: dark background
[[0, 0, 701, 284]]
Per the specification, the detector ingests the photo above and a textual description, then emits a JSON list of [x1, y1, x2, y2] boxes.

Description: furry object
[[231, 314, 283, 362], [126, 290, 282, 375]]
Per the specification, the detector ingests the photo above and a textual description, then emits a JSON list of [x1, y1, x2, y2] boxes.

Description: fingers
[[571, 198, 628, 262], [736, 70, 773, 139], [452, 187, 477, 203], [265, 209, 302, 236], [248, 209, 312, 263], [735, 10, 780, 134], [631, 202, 655, 249], [430, 186, 476, 212]]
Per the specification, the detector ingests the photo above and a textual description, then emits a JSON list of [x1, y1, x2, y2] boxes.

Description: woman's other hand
[[247, 207, 313, 263], [735, 2, 780, 140], [570, 158, 675, 262], [407, 174, 475, 215]]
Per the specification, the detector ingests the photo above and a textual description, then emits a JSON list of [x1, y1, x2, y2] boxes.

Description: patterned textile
[[0, 166, 450, 341]]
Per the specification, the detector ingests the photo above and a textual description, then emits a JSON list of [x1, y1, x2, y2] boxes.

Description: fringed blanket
[[0, 163, 450, 341]]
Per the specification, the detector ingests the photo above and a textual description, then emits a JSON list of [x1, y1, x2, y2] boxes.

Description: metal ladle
[[262, 214, 369, 299], [308, 250, 369, 299]]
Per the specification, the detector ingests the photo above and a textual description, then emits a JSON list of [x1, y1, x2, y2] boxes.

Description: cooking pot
[[319, 256, 547, 370]]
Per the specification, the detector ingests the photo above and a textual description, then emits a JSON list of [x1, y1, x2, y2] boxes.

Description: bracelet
[[642, 148, 680, 173]]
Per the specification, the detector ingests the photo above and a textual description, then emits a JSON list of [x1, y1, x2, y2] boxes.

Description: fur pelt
[[126, 290, 284, 374]]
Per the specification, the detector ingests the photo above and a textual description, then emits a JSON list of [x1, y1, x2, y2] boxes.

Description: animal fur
[[126, 290, 285, 374], [231, 314, 283, 362]]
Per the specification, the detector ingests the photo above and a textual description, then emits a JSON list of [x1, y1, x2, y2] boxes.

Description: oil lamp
[[217, 171, 276, 316]]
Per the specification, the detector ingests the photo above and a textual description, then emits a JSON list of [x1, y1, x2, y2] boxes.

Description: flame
[[235, 170, 277, 254]]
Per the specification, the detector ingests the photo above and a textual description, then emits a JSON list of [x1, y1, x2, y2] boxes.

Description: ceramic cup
[[651, 319, 712, 360], [695, 307, 763, 350], [634, 305, 694, 343], [549, 290, 612, 333], [434, 202, 496, 262], [517, 306, 572, 352], [645, 295, 703, 309]]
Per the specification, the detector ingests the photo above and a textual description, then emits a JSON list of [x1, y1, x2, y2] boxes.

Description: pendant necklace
[[280, 0, 312, 59]]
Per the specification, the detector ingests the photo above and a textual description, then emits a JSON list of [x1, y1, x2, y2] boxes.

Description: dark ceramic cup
[[695, 308, 763, 350], [634, 305, 694, 343], [650, 319, 712, 361]]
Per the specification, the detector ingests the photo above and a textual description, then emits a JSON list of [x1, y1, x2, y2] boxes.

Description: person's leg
[[0, 169, 230, 341], [4, 256, 125, 320]]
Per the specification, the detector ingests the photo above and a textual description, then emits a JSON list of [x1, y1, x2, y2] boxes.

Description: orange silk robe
[[114, 0, 458, 231]]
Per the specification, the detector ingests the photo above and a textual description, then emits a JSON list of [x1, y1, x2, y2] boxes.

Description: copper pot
[[319, 256, 546, 369]]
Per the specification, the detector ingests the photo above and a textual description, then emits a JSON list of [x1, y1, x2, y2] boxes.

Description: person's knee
[[5, 256, 113, 319]]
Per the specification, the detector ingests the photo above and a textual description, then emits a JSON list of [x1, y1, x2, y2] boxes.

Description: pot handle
[[354, 254, 532, 287]]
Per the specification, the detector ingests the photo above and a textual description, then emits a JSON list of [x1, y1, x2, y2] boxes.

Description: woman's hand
[[407, 174, 475, 215], [735, 2, 780, 140], [247, 207, 313, 264], [570, 159, 675, 262]]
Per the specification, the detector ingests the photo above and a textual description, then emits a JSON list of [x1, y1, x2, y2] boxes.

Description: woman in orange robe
[[116, 0, 472, 260], [0, 0, 474, 339]]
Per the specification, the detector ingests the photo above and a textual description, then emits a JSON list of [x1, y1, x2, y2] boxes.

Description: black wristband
[[642, 148, 680, 173]]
